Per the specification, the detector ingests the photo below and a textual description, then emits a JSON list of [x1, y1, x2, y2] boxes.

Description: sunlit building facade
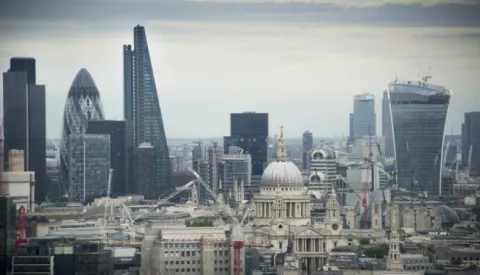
[[60, 69, 105, 194], [388, 79, 451, 196]]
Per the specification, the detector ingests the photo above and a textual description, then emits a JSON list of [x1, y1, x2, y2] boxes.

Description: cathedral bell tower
[[325, 186, 341, 232], [387, 205, 403, 271]]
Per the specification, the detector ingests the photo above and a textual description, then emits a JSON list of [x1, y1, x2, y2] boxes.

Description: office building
[[124, 25, 172, 195], [0, 196, 16, 273], [382, 90, 395, 158], [3, 58, 46, 202], [12, 237, 113, 275], [219, 152, 252, 201], [389, 79, 451, 196], [132, 143, 157, 200], [87, 120, 127, 196], [302, 131, 313, 170], [68, 134, 110, 203], [60, 69, 105, 195], [351, 93, 376, 139], [462, 112, 480, 177], [224, 112, 268, 176]]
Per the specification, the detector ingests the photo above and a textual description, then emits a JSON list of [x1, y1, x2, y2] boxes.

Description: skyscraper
[[382, 90, 394, 158], [462, 112, 480, 177], [68, 134, 110, 203], [3, 57, 46, 202], [302, 131, 313, 170], [87, 120, 127, 196], [224, 112, 268, 176], [351, 94, 376, 139], [123, 25, 172, 194], [389, 79, 451, 196], [60, 69, 104, 194]]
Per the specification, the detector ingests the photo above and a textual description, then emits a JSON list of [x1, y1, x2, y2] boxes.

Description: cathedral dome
[[261, 126, 305, 187], [261, 161, 304, 187]]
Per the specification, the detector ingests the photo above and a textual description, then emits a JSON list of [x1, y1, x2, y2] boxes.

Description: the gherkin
[[60, 69, 105, 195], [124, 25, 172, 195]]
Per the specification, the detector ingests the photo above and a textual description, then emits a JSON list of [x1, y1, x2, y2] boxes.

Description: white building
[[3, 171, 35, 211], [308, 148, 338, 198], [244, 127, 350, 273]]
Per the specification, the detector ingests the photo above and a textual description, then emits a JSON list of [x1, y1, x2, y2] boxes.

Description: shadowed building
[[3, 57, 46, 202], [388, 79, 451, 196], [124, 25, 172, 195], [132, 143, 157, 200]]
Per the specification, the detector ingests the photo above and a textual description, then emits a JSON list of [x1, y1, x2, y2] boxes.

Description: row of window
[[164, 260, 230, 265]]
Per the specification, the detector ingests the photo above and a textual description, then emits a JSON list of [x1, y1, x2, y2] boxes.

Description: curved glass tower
[[388, 79, 451, 196], [124, 25, 172, 194], [60, 69, 105, 191]]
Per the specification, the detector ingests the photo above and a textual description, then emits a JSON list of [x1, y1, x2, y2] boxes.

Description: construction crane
[[361, 133, 374, 229], [133, 180, 197, 222], [188, 168, 229, 210], [14, 206, 27, 255], [336, 175, 363, 224]]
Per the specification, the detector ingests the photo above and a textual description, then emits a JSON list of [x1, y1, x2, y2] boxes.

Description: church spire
[[276, 125, 287, 162]]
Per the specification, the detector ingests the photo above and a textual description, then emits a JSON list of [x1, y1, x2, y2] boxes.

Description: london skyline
[[1, 0, 479, 138]]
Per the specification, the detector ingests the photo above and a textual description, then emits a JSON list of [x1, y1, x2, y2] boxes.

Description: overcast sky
[[1, 0, 479, 139]]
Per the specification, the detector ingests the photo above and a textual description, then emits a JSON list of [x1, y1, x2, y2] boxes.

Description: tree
[[185, 220, 213, 227], [363, 244, 389, 258], [359, 238, 370, 245]]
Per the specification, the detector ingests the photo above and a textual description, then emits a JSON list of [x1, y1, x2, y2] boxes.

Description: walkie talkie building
[[388, 78, 451, 196], [60, 69, 105, 195]]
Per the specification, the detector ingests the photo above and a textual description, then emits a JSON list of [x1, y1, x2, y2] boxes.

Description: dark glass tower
[[60, 69, 105, 195], [3, 57, 46, 202], [87, 120, 127, 196], [382, 90, 394, 158], [123, 25, 172, 194], [302, 131, 313, 170], [224, 112, 268, 175], [388, 79, 451, 196], [462, 112, 480, 177]]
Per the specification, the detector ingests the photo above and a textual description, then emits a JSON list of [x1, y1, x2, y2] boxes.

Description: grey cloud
[[1, 0, 480, 28], [412, 32, 480, 39]]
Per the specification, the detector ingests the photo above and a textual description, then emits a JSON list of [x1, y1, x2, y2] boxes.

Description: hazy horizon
[[1, 0, 479, 139]]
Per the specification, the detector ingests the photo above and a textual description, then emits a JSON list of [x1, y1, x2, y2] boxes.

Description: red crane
[[15, 205, 27, 255], [220, 240, 271, 275]]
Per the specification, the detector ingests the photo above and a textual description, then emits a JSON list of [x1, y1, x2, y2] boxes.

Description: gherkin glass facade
[[60, 69, 105, 195], [388, 80, 451, 196], [124, 25, 172, 195]]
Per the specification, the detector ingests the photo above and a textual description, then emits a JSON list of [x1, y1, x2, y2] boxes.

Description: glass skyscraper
[[351, 93, 376, 138], [60, 69, 105, 194], [68, 134, 110, 203], [388, 79, 451, 196], [123, 25, 172, 194]]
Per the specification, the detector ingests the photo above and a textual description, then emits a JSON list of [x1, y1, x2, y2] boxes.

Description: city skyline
[[1, 0, 479, 138]]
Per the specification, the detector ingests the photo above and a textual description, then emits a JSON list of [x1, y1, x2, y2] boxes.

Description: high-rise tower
[[351, 93, 376, 139], [123, 25, 172, 194], [382, 90, 394, 158], [3, 57, 47, 202], [389, 78, 451, 196], [60, 69, 104, 193]]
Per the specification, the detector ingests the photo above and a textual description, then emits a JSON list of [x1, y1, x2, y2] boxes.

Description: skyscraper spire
[[276, 125, 287, 162]]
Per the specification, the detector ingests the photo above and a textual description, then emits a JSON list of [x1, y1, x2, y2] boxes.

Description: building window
[[279, 242, 283, 249]]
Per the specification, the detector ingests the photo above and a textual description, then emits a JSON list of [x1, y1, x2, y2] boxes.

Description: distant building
[[12, 237, 113, 275], [60, 69, 105, 199], [224, 112, 268, 176], [87, 120, 127, 196], [389, 80, 451, 196], [382, 90, 394, 158], [132, 143, 157, 200], [219, 152, 252, 201], [68, 134, 110, 203], [351, 94, 376, 139], [0, 196, 16, 273], [302, 131, 313, 170], [123, 25, 172, 194], [3, 58, 47, 202], [3, 171, 35, 211], [462, 112, 480, 177]]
